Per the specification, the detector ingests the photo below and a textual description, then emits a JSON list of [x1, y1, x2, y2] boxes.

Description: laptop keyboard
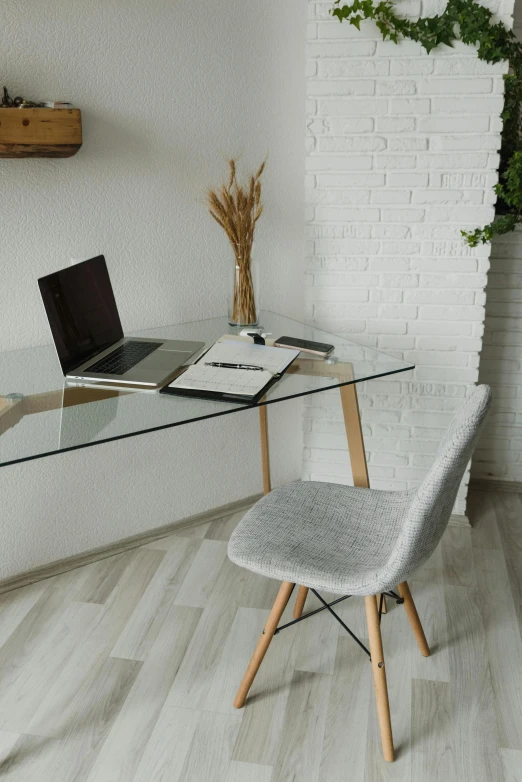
[[88, 341, 163, 375]]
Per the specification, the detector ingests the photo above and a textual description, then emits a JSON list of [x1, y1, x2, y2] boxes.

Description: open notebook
[[162, 340, 299, 402]]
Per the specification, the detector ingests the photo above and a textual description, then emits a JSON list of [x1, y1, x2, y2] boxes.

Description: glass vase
[[228, 260, 259, 327]]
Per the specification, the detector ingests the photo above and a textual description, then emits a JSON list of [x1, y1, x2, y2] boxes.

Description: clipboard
[[159, 339, 299, 405]]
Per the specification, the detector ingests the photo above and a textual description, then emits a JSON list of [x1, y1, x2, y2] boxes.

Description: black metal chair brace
[[273, 589, 405, 660]]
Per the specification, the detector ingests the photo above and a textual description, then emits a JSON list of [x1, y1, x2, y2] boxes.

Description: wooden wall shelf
[[0, 108, 82, 158]]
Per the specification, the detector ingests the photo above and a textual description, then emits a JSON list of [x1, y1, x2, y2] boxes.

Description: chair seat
[[228, 481, 413, 596]]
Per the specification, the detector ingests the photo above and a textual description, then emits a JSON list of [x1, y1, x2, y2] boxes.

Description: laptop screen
[[38, 255, 124, 374]]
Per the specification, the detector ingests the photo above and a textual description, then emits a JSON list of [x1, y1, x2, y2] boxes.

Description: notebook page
[[169, 363, 273, 397]]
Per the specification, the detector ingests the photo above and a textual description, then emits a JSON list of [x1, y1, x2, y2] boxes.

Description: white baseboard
[[470, 478, 522, 494], [449, 513, 470, 529]]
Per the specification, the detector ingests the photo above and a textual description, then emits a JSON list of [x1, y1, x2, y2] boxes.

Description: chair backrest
[[384, 384, 492, 585]]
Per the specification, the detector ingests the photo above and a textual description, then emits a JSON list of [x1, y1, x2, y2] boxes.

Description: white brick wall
[[471, 0, 522, 485], [473, 229, 522, 482], [304, 0, 515, 514]]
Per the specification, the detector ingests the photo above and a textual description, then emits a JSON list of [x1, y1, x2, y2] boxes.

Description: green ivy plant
[[330, 0, 522, 246]]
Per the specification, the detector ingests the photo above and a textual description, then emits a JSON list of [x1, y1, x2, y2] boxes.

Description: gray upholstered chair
[[228, 384, 491, 762]]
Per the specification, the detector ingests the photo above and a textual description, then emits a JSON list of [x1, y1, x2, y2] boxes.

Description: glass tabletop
[[0, 311, 413, 468]]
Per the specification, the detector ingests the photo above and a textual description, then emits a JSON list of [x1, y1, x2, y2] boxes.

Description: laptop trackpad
[[144, 350, 192, 371]]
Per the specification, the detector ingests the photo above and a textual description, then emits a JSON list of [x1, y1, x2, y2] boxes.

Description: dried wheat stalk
[[207, 158, 265, 325]]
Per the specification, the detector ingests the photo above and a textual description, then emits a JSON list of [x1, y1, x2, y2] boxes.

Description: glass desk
[[0, 312, 413, 494]]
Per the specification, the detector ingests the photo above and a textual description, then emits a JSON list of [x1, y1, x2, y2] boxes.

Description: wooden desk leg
[[259, 405, 271, 495], [259, 405, 309, 620], [340, 384, 386, 613], [340, 383, 369, 488], [258, 407, 308, 621]]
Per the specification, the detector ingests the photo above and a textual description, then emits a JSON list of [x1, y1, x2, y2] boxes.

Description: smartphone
[[273, 336, 335, 357]]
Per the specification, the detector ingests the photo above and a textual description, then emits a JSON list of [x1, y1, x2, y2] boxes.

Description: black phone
[[273, 336, 335, 357]]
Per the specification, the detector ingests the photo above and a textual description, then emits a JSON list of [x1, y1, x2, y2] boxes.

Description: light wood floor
[[0, 490, 521, 781]]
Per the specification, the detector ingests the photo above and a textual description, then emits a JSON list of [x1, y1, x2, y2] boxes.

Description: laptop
[[38, 255, 205, 387]]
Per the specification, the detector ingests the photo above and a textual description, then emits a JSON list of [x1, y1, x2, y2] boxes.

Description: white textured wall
[[305, 0, 514, 514], [0, 0, 306, 579], [472, 0, 522, 484]]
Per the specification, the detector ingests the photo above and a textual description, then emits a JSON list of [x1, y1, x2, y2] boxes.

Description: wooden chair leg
[[398, 581, 430, 657], [234, 581, 295, 709], [293, 585, 309, 619], [365, 595, 395, 762]]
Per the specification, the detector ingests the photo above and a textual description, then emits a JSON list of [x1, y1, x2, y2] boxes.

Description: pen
[[205, 362, 265, 371]]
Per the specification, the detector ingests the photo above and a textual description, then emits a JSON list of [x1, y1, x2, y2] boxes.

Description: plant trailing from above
[[207, 159, 265, 326], [330, 0, 522, 246]]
